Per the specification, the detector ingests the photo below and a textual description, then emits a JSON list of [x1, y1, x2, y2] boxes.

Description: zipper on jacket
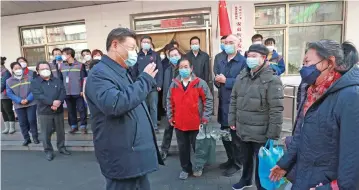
[[131, 115, 138, 151]]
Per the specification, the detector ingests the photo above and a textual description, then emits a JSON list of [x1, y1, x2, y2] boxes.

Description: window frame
[[19, 20, 87, 66], [254, 0, 346, 75]]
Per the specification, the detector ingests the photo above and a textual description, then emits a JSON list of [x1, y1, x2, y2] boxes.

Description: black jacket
[[30, 76, 66, 115], [185, 49, 210, 83]]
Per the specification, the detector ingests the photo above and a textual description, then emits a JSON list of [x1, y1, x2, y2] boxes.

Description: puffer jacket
[[277, 65, 359, 190], [228, 64, 284, 143]]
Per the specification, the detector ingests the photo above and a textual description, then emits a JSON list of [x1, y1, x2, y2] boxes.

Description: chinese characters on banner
[[232, 4, 243, 50]]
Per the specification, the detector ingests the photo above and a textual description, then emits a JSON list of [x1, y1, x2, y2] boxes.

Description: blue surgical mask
[[191, 45, 200, 51], [220, 44, 225, 51], [224, 45, 235, 55], [179, 68, 191, 78], [299, 65, 321, 85], [169, 56, 180, 65], [246, 58, 260, 69], [142, 43, 151, 51], [55, 55, 62, 61], [125, 50, 138, 67]]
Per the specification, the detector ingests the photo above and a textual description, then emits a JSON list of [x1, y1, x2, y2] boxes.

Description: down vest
[[277, 65, 359, 190], [228, 65, 284, 143]]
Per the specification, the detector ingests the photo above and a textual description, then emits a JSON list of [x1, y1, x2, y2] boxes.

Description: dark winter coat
[[214, 52, 247, 126], [228, 65, 284, 143], [277, 65, 359, 190], [85, 55, 163, 180]]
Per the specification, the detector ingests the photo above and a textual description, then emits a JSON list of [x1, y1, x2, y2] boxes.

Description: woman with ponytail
[[270, 40, 359, 190]]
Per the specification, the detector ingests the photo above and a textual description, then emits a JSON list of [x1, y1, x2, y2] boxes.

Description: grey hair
[[307, 39, 358, 74]]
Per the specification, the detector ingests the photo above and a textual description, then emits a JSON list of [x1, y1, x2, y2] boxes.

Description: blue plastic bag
[[258, 140, 285, 190]]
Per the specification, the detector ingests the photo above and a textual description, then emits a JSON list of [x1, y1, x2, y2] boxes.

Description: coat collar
[[139, 48, 153, 56], [240, 63, 275, 82], [101, 55, 128, 78]]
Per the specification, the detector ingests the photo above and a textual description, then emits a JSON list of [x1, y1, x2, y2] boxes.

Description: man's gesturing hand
[[143, 62, 158, 78]]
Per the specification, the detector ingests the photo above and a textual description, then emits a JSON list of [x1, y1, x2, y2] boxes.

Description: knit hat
[[247, 44, 269, 56]]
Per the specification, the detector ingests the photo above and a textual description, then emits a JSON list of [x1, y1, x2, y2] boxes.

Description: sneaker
[[232, 180, 253, 190], [193, 170, 203, 177], [219, 160, 232, 169], [179, 171, 189, 180], [160, 151, 168, 161], [223, 165, 240, 177]]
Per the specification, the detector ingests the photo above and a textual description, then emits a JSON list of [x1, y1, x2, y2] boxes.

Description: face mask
[[191, 45, 200, 51], [220, 44, 225, 51], [62, 55, 67, 61], [246, 58, 261, 69], [93, 56, 101, 60], [160, 54, 166, 60], [142, 43, 151, 51], [20, 62, 27, 68], [266, 46, 275, 52], [84, 54, 92, 61], [55, 55, 62, 61], [299, 64, 322, 85], [253, 41, 262, 45], [39, 69, 51, 78], [14, 69, 23, 76], [224, 45, 235, 55], [169, 56, 180, 65], [179, 68, 191, 78]]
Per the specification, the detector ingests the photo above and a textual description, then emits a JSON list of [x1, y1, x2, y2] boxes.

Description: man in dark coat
[[85, 27, 164, 190], [214, 34, 247, 177]]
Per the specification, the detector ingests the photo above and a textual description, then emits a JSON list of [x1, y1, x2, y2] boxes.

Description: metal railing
[[283, 84, 299, 131]]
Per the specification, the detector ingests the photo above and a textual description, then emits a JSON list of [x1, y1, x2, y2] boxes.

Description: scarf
[[303, 71, 341, 115], [24, 67, 29, 75]]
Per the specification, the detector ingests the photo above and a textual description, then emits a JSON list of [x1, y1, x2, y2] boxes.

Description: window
[[19, 21, 87, 66], [255, 1, 345, 75]]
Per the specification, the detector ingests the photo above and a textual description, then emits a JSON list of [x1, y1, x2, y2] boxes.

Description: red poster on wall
[[161, 18, 183, 28]]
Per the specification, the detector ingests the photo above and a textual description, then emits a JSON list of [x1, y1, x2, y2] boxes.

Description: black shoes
[[59, 149, 71, 155], [223, 165, 241, 177], [22, 139, 31, 146], [45, 152, 54, 161], [33, 137, 40, 144], [219, 160, 232, 169]]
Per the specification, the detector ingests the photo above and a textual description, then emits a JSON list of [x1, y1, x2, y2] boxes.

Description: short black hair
[[221, 36, 228, 40], [106, 27, 137, 51], [151, 42, 155, 49], [264, 38, 276, 45], [170, 40, 179, 46], [141, 35, 152, 42], [52, 48, 62, 55], [16, 57, 28, 63], [251, 34, 263, 42], [178, 57, 193, 67], [168, 47, 182, 56], [36, 61, 51, 72], [10, 62, 21, 70], [62, 47, 75, 58], [190, 36, 200, 44], [81, 49, 91, 56], [164, 44, 174, 52], [1, 56, 6, 65]]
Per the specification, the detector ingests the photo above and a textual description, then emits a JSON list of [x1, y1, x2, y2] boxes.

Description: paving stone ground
[[1, 151, 261, 190]]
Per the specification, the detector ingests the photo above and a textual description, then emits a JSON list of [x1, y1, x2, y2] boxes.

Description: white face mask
[[84, 54, 92, 61], [253, 41, 262, 45], [14, 69, 23, 77], [62, 55, 68, 61], [93, 56, 101, 60], [20, 62, 27, 68], [266, 46, 275, 52], [160, 54, 166, 60], [39, 69, 51, 78]]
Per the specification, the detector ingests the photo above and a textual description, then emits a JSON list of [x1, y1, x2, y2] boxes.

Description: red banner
[[161, 19, 183, 28]]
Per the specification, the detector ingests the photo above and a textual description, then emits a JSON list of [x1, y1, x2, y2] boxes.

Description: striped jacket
[[166, 73, 213, 131], [6, 74, 35, 109]]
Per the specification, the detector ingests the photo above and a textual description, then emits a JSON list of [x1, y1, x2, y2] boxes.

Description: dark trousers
[[221, 126, 241, 167], [175, 129, 198, 173], [146, 91, 158, 129], [1, 99, 15, 121], [238, 138, 265, 190], [38, 112, 65, 153], [105, 175, 150, 190], [161, 123, 174, 153], [65, 95, 87, 128], [157, 90, 165, 120], [15, 105, 38, 140]]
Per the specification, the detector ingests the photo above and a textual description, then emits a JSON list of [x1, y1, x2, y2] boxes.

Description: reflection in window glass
[[255, 5, 285, 26], [288, 25, 342, 74], [289, 2, 343, 24], [21, 28, 45, 45], [258, 30, 284, 56], [47, 23, 86, 43], [48, 43, 88, 62], [23, 47, 46, 66]]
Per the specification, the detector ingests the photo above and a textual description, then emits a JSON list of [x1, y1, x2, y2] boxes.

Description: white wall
[[1, 1, 255, 69], [345, 1, 359, 47]]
